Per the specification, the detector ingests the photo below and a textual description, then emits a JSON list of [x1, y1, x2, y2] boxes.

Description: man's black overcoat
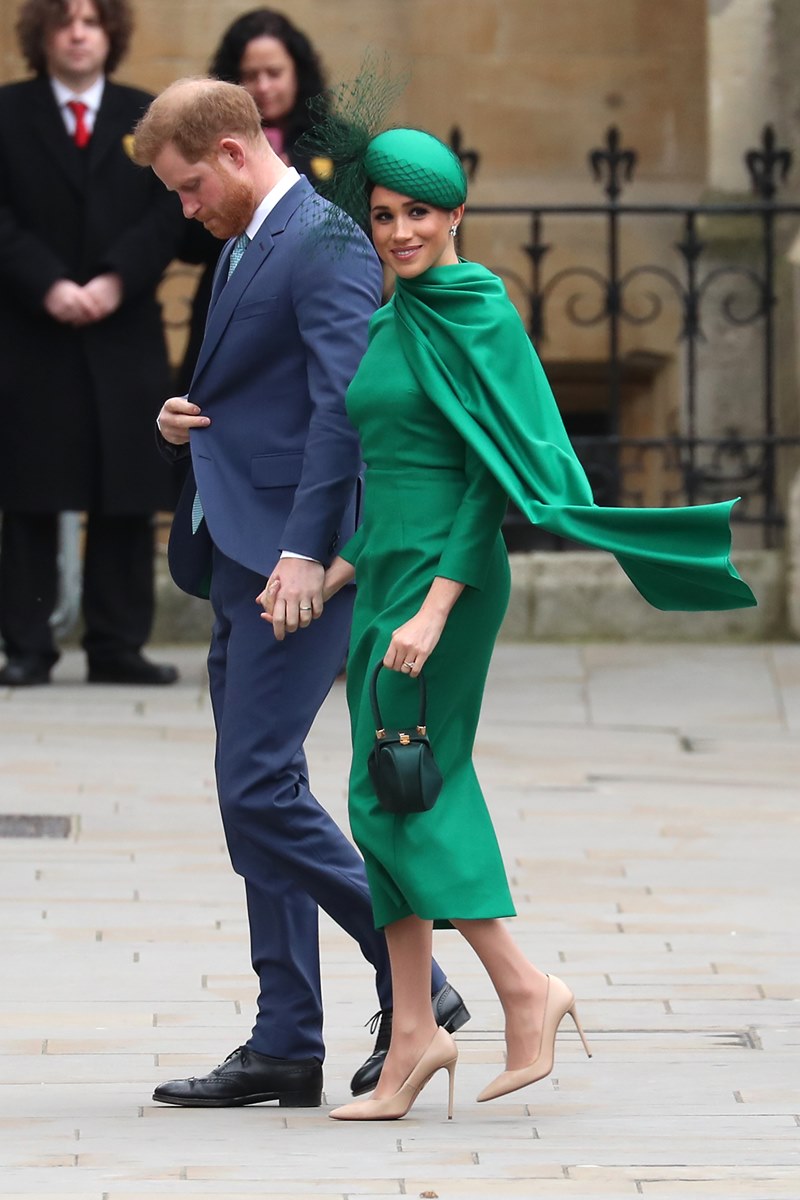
[[0, 76, 182, 513]]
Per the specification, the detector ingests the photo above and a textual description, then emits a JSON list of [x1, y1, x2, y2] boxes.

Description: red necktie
[[66, 100, 90, 149]]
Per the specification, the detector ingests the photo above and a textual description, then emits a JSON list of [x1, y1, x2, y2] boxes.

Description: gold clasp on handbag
[[398, 732, 411, 745], [375, 728, 386, 739]]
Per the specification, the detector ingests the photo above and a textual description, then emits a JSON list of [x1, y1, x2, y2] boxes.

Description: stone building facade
[[2, 0, 799, 636]]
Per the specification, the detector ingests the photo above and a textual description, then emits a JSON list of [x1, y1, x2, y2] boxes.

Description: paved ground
[[1, 642, 799, 1199]]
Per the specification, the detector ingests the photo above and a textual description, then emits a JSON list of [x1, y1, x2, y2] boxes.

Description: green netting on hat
[[364, 129, 467, 209], [297, 53, 407, 231]]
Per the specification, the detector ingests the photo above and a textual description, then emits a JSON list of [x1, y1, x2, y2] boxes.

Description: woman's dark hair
[[16, 0, 133, 76], [209, 7, 327, 141]]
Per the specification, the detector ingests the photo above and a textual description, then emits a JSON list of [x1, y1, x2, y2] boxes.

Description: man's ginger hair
[[133, 77, 263, 166]]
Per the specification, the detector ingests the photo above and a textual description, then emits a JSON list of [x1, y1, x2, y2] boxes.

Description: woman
[[208, 7, 327, 172], [177, 8, 330, 390], [262, 128, 755, 1120]]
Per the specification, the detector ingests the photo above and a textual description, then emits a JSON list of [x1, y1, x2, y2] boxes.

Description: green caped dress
[[340, 260, 756, 931]]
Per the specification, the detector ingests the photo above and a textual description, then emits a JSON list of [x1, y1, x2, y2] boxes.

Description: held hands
[[156, 397, 211, 445], [258, 555, 354, 641], [257, 558, 325, 641]]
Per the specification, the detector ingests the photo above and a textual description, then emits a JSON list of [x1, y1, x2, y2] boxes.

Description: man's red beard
[[200, 172, 257, 241]]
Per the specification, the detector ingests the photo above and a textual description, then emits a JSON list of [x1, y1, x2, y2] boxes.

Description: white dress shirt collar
[[246, 167, 301, 240], [51, 75, 105, 134]]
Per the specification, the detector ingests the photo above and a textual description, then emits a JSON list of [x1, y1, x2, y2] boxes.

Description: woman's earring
[[449, 224, 459, 237]]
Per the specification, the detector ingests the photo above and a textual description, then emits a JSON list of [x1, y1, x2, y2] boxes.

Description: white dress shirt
[[247, 167, 300, 238], [51, 75, 105, 137]]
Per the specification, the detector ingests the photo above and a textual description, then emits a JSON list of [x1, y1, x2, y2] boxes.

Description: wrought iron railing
[[158, 126, 800, 551], [454, 125, 800, 549]]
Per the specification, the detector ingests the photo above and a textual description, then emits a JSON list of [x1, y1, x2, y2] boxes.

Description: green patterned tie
[[227, 231, 250, 276]]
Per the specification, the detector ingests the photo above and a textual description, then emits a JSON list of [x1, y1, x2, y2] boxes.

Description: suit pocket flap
[[251, 452, 304, 488], [232, 299, 278, 321]]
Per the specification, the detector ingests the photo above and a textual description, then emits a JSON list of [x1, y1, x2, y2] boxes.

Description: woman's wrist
[[422, 576, 464, 619], [323, 556, 355, 599]]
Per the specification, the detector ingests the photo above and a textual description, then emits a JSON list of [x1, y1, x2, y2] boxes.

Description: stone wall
[[3, 0, 799, 639], [1, 1, 707, 198], [149, 546, 785, 645]]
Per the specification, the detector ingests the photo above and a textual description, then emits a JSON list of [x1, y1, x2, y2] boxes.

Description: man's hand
[[156, 396, 211, 445], [44, 274, 125, 326], [257, 558, 324, 641], [81, 272, 123, 320], [43, 279, 98, 325]]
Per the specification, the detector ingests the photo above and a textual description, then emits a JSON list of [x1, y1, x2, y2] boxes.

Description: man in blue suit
[[133, 79, 467, 1108]]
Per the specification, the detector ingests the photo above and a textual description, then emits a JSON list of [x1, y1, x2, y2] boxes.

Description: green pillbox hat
[[364, 128, 468, 208]]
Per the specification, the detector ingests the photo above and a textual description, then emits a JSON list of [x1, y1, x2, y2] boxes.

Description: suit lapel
[[88, 83, 128, 174], [189, 177, 312, 390], [27, 77, 87, 195]]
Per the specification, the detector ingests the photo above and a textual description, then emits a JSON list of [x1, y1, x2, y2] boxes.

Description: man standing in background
[[0, 0, 183, 686]]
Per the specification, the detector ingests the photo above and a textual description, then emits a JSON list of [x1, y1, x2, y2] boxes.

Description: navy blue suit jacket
[[168, 176, 381, 596]]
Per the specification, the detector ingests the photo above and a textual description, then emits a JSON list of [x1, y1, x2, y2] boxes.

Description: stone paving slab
[[1, 644, 799, 1197]]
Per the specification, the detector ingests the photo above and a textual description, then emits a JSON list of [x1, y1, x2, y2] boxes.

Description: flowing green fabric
[[391, 261, 756, 612]]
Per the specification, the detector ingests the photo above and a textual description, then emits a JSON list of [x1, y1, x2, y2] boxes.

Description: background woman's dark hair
[[16, 0, 133, 76], [209, 7, 327, 141]]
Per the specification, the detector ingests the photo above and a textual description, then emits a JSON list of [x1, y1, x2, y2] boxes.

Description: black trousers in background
[[0, 511, 155, 663]]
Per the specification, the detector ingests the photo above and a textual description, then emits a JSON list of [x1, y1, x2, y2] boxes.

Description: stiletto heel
[[477, 975, 590, 1103], [330, 1027, 458, 1121], [568, 1001, 592, 1059], [445, 1055, 456, 1120]]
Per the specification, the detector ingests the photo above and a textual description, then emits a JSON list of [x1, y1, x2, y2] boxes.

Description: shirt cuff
[[280, 550, 321, 563]]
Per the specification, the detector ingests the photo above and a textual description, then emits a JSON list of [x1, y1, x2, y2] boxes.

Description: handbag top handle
[[369, 661, 428, 739]]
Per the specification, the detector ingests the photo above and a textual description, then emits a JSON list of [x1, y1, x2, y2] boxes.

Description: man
[[133, 78, 468, 1108], [0, 0, 183, 688]]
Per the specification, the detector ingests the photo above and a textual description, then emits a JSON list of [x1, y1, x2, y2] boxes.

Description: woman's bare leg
[[372, 913, 438, 1098], [452, 917, 549, 1070]]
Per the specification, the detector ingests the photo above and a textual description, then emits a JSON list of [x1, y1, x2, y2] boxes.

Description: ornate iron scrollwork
[[745, 125, 792, 200], [588, 126, 637, 202]]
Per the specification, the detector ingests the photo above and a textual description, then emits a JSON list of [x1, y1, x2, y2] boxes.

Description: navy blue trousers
[[207, 548, 445, 1061]]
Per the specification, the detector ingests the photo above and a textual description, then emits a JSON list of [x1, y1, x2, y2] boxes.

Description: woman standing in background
[[177, 8, 331, 389]]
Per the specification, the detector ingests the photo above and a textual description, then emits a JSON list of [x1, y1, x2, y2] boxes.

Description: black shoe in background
[[87, 651, 178, 685], [0, 655, 53, 687], [350, 981, 470, 1096]]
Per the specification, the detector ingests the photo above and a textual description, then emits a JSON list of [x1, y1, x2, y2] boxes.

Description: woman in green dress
[[263, 128, 756, 1121]]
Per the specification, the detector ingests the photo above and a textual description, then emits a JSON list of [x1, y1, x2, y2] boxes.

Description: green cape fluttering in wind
[[391, 261, 756, 613]]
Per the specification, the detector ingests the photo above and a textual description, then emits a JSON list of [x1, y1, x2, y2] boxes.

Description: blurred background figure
[[176, 7, 331, 391], [0, 0, 184, 687]]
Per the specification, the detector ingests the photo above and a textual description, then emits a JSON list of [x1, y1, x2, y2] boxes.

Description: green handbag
[[367, 661, 443, 815]]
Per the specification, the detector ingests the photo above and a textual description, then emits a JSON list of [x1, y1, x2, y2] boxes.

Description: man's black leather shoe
[[87, 651, 178, 685], [152, 1046, 323, 1107], [0, 655, 52, 687], [350, 982, 470, 1097]]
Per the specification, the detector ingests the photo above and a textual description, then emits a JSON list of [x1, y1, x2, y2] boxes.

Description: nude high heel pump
[[330, 1027, 458, 1121], [477, 974, 591, 1103]]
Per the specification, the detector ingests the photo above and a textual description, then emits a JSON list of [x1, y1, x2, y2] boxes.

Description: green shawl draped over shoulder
[[391, 261, 756, 612]]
